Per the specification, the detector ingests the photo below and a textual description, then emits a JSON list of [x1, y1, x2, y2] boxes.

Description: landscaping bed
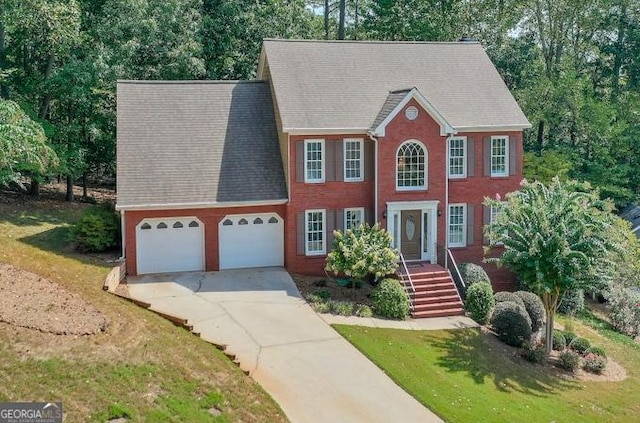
[[291, 273, 374, 307]]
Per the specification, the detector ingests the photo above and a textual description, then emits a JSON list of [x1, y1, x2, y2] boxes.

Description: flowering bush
[[605, 284, 640, 337], [557, 350, 580, 372], [325, 223, 399, 281], [582, 353, 607, 374]]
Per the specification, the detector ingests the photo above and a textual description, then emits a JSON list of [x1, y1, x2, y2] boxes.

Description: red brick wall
[[124, 204, 286, 276]]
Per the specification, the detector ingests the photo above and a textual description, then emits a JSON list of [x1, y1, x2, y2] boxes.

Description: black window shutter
[[297, 211, 305, 255], [467, 138, 475, 177], [483, 137, 491, 177], [326, 210, 336, 251], [364, 140, 374, 181], [326, 141, 335, 182], [466, 204, 475, 246], [296, 141, 304, 182], [335, 208, 344, 232], [335, 140, 344, 181], [509, 136, 517, 175]]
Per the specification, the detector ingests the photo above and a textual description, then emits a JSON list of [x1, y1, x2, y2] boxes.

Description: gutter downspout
[[367, 132, 379, 224], [118, 210, 125, 261]]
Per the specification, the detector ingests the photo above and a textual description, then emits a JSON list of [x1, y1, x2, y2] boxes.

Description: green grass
[[334, 324, 640, 423], [0, 199, 287, 423]]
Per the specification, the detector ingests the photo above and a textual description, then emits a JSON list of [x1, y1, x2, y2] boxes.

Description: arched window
[[396, 141, 427, 190]]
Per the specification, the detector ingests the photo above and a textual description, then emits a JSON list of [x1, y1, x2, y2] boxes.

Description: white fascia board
[[116, 199, 288, 211], [284, 127, 368, 136], [454, 124, 533, 132], [372, 88, 456, 137], [256, 46, 267, 79]]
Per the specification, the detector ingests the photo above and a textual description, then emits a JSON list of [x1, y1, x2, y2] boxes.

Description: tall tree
[[485, 179, 622, 354]]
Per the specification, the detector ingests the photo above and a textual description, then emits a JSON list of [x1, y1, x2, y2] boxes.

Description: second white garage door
[[219, 213, 284, 270]]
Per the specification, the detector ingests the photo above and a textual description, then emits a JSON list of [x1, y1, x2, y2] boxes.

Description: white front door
[[218, 213, 284, 269]]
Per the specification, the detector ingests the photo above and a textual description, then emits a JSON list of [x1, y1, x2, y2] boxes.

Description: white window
[[344, 138, 363, 181], [491, 136, 509, 177], [448, 137, 467, 178], [344, 208, 364, 230], [396, 140, 427, 190], [448, 204, 466, 247], [305, 209, 326, 255], [304, 139, 324, 183]]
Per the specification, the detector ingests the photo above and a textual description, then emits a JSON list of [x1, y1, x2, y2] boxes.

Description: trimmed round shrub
[[354, 304, 373, 318], [552, 330, 567, 351], [569, 337, 591, 354], [465, 282, 495, 325], [557, 350, 580, 372], [521, 342, 546, 364], [515, 291, 546, 332], [557, 289, 585, 315], [494, 291, 525, 309], [73, 204, 120, 252], [459, 262, 490, 287], [372, 278, 410, 320], [585, 346, 606, 358], [490, 301, 532, 347], [562, 330, 577, 344], [583, 354, 607, 374], [328, 301, 354, 316]]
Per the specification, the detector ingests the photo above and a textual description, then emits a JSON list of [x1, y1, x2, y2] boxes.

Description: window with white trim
[[305, 209, 326, 255], [396, 140, 427, 190], [344, 208, 364, 230], [448, 137, 466, 178], [304, 139, 324, 182], [448, 204, 466, 247], [491, 136, 509, 177], [344, 138, 363, 181]]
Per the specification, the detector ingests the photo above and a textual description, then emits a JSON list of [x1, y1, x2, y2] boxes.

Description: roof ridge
[[117, 80, 265, 85], [262, 38, 479, 45]]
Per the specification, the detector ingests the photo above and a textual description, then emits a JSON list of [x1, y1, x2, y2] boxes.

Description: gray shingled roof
[[370, 89, 412, 131], [261, 39, 531, 132], [116, 81, 287, 209]]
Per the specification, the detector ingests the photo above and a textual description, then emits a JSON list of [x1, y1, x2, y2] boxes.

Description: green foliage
[[325, 223, 399, 281], [354, 304, 373, 318], [465, 282, 495, 325], [585, 346, 607, 358], [328, 301, 354, 316], [557, 350, 580, 372], [521, 341, 546, 364], [485, 178, 622, 353], [310, 301, 330, 314], [552, 330, 566, 351], [494, 292, 525, 309], [569, 337, 591, 354], [0, 100, 58, 186], [490, 301, 532, 347], [562, 330, 577, 345], [107, 403, 133, 419], [458, 262, 490, 288], [523, 150, 572, 184], [605, 284, 640, 337], [313, 289, 331, 301], [371, 278, 410, 320], [515, 291, 546, 332], [73, 204, 120, 252], [582, 354, 607, 374], [557, 289, 585, 315]]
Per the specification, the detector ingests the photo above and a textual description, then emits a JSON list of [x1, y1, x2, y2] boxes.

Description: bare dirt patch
[[291, 273, 374, 306], [0, 263, 108, 335]]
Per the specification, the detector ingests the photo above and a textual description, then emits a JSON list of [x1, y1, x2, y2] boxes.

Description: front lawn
[[0, 192, 287, 423], [334, 323, 640, 423]]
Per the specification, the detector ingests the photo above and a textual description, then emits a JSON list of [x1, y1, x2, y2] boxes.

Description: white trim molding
[[344, 207, 365, 230], [447, 136, 467, 179], [304, 138, 325, 183], [386, 200, 439, 263], [343, 138, 364, 182], [448, 203, 467, 248], [305, 209, 326, 255], [115, 199, 288, 211]]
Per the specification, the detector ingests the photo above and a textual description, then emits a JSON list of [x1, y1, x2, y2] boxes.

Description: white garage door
[[136, 217, 205, 274], [219, 213, 284, 270]]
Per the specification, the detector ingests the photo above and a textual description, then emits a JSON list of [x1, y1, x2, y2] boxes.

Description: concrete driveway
[[127, 267, 443, 423]]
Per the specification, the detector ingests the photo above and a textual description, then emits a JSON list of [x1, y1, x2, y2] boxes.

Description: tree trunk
[[82, 172, 88, 199], [29, 178, 40, 197], [66, 175, 74, 202], [324, 0, 329, 40], [338, 0, 346, 40], [38, 54, 55, 119], [354, 0, 358, 40], [545, 309, 554, 354], [536, 120, 545, 153]]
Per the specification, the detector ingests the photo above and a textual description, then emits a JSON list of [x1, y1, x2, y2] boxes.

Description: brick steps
[[398, 263, 465, 319]]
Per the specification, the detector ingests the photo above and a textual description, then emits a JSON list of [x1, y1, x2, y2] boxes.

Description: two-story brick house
[[116, 39, 530, 314]]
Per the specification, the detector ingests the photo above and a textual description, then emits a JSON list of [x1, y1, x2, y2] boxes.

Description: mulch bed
[[291, 273, 375, 306], [0, 263, 108, 335]]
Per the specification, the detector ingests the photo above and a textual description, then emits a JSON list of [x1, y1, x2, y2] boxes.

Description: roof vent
[[458, 35, 477, 42]]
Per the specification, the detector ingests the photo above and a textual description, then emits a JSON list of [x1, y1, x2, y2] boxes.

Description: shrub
[[459, 262, 490, 287], [73, 204, 120, 252], [310, 301, 330, 313], [582, 353, 607, 374], [494, 291, 525, 309], [605, 284, 640, 337], [305, 293, 324, 304], [552, 330, 566, 351], [325, 223, 399, 281], [490, 301, 532, 347], [557, 350, 580, 372], [371, 278, 410, 320], [354, 304, 373, 318], [328, 301, 355, 316], [465, 282, 495, 325], [521, 341, 546, 363], [515, 291, 546, 332], [562, 330, 577, 344], [569, 337, 591, 354], [313, 289, 331, 301], [585, 346, 607, 358], [557, 289, 585, 315]]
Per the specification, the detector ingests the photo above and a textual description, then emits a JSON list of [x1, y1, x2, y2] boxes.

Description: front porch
[[398, 262, 465, 319]]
